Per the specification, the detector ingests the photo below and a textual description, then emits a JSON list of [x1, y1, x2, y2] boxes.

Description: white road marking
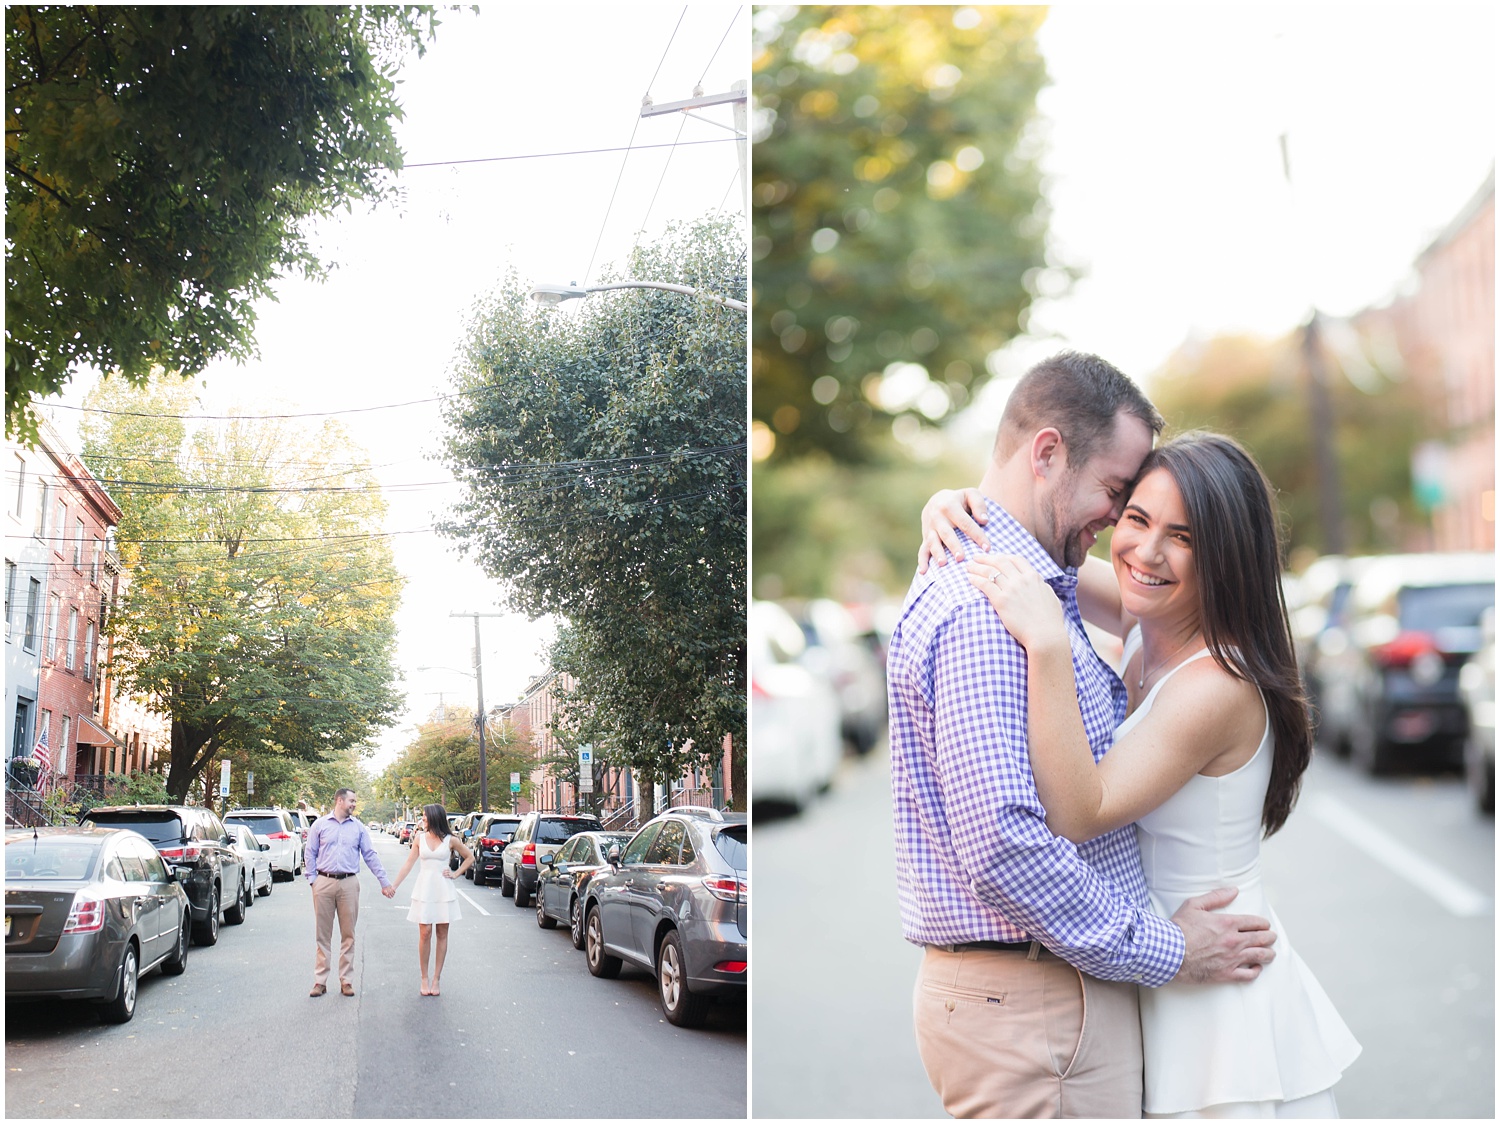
[[1306, 794, 1494, 918], [455, 887, 489, 916]]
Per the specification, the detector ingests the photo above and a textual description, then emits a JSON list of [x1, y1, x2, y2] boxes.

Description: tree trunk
[[728, 733, 746, 812]]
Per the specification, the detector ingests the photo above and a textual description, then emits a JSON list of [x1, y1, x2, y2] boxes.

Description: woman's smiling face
[[1110, 467, 1201, 622]]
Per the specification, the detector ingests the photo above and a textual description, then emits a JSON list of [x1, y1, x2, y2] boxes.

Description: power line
[[402, 136, 733, 169], [699, 7, 743, 84]]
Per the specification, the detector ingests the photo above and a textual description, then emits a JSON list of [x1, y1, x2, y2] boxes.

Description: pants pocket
[[1043, 964, 1086, 1078]]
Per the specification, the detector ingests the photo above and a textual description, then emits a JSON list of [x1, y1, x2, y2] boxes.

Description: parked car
[[582, 811, 747, 1027], [1460, 606, 1495, 814], [1312, 552, 1495, 774], [224, 823, 274, 902], [398, 822, 416, 845], [288, 809, 318, 847], [661, 806, 747, 823], [751, 599, 842, 812], [792, 597, 889, 755], [223, 808, 302, 880], [6, 825, 191, 1023], [534, 830, 634, 947], [501, 813, 603, 907], [80, 805, 245, 945], [470, 813, 522, 886]]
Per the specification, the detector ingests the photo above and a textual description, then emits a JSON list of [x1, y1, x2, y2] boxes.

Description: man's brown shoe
[[309, 984, 327, 997], [341, 982, 355, 997]]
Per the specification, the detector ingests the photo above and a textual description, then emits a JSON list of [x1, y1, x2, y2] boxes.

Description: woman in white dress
[[389, 802, 473, 996], [923, 432, 1360, 1118]]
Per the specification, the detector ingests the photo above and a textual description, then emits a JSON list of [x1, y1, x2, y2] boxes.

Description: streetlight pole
[[447, 612, 508, 812]]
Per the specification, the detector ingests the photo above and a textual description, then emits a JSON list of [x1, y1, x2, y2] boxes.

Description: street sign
[[510, 772, 521, 794], [578, 746, 593, 765], [246, 771, 254, 795], [219, 760, 230, 798]]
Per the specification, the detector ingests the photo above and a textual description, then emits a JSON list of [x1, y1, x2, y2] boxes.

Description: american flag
[[34, 724, 52, 776]]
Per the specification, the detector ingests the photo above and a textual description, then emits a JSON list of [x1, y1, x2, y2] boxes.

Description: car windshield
[[714, 826, 747, 871], [5, 838, 100, 880], [537, 819, 600, 844], [480, 822, 517, 840], [226, 816, 283, 835], [83, 813, 182, 844], [1399, 583, 1494, 631]]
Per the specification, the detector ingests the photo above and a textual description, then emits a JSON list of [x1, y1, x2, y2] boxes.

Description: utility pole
[[450, 612, 507, 813], [641, 82, 748, 215]]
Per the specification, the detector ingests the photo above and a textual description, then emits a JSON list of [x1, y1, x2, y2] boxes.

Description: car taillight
[[481, 837, 500, 849], [521, 842, 536, 867], [63, 893, 104, 934], [751, 679, 771, 699], [702, 875, 746, 902], [158, 845, 202, 863], [266, 832, 292, 841], [713, 960, 748, 973], [1371, 630, 1439, 668]]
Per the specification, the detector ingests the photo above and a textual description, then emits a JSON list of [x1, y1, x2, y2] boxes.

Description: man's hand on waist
[[1170, 885, 1277, 984]]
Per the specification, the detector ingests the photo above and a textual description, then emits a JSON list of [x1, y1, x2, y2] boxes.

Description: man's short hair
[[995, 351, 1163, 468], [334, 787, 356, 802]]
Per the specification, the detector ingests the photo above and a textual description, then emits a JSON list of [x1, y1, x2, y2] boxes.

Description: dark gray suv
[[582, 812, 747, 1027], [80, 805, 246, 946]]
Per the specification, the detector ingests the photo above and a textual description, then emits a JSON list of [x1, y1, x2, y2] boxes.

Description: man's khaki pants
[[914, 945, 1144, 1119], [312, 875, 361, 987]]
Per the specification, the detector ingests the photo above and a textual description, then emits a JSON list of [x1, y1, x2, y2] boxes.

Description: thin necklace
[[1138, 632, 1201, 690]]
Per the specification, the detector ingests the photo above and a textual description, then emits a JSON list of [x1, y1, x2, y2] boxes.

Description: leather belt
[[318, 871, 355, 880], [933, 940, 1041, 954]]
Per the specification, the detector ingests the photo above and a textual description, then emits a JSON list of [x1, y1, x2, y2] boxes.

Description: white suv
[[223, 808, 303, 880]]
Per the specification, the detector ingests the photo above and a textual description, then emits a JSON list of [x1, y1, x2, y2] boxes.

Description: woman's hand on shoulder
[[964, 554, 1068, 654], [918, 487, 989, 573]]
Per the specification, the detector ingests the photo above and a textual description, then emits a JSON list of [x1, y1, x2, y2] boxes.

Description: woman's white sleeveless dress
[[407, 834, 461, 924], [1119, 631, 1361, 1119]]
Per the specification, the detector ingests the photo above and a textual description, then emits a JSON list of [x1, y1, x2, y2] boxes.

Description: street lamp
[[528, 280, 747, 313]]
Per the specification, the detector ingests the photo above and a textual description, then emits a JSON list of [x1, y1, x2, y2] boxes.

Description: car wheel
[[585, 904, 621, 979], [657, 930, 709, 1028], [161, 912, 190, 976], [473, 862, 487, 887], [500, 869, 514, 898], [225, 876, 248, 924], [569, 897, 585, 950], [100, 943, 139, 1024], [536, 890, 555, 929], [194, 884, 221, 945], [513, 875, 529, 908], [258, 871, 272, 897]]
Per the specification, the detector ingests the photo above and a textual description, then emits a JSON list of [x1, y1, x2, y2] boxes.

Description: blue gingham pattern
[[889, 500, 1184, 986]]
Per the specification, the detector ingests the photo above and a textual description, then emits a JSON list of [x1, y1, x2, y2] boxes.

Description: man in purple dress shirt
[[305, 788, 394, 997], [889, 352, 1278, 1117]]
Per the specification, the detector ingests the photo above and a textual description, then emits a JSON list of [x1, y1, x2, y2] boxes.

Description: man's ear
[[1030, 428, 1065, 480]]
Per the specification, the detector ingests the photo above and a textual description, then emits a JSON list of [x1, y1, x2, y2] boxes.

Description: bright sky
[[954, 2, 1496, 447], [49, 4, 748, 772]]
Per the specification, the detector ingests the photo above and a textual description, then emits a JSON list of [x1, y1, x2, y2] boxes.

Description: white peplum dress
[[407, 834, 462, 924], [1119, 632, 1361, 1119]]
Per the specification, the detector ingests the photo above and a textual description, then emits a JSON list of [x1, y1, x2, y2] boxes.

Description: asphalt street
[[751, 741, 1495, 1119], [5, 831, 746, 1119]]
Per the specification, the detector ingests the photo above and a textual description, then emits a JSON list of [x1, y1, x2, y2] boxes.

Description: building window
[[4, 560, 14, 639], [23, 578, 41, 652], [12, 454, 24, 518], [73, 517, 85, 569], [46, 592, 59, 661], [33, 481, 47, 538], [60, 715, 70, 773], [91, 538, 102, 584], [66, 606, 78, 669], [83, 621, 94, 681], [53, 499, 66, 554]]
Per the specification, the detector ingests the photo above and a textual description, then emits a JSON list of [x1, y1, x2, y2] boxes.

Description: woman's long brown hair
[[1140, 432, 1312, 837]]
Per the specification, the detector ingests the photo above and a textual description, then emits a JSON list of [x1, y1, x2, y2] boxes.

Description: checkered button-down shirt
[[889, 499, 1184, 986]]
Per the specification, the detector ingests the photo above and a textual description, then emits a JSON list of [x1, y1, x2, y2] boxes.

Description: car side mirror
[[259, 843, 270, 852], [162, 867, 177, 882], [607, 844, 622, 865], [539, 853, 555, 866]]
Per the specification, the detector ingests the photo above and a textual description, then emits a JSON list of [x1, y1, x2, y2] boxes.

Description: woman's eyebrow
[[1123, 501, 1190, 533]]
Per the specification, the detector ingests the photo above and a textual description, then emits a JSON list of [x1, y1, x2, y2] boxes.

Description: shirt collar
[[980, 498, 1077, 591]]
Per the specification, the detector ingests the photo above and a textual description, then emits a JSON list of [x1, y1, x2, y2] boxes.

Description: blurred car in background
[[6, 826, 191, 1023], [789, 598, 888, 755], [1312, 552, 1494, 774], [750, 599, 842, 812], [224, 823, 274, 902], [223, 808, 301, 880], [1292, 555, 1373, 746], [1459, 606, 1495, 814], [501, 812, 603, 907], [469, 813, 522, 886]]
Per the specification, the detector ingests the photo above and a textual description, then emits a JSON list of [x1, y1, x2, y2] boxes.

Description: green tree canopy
[[375, 706, 527, 816], [6, 5, 441, 442], [80, 377, 406, 805], [438, 216, 746, 805], [753, 5, 1054, 462]]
